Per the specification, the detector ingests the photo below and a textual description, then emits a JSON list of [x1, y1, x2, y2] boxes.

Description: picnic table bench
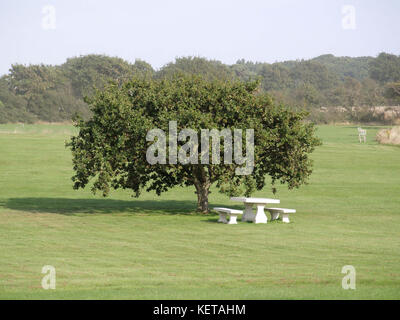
[[230, 197, 280, 224], [213, 207, 243, 225], [265, 207, 296, 223]]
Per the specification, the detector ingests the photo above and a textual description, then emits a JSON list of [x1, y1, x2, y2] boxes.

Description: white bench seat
[[213, 207, 243, 225], [265, 208, 296, 223]]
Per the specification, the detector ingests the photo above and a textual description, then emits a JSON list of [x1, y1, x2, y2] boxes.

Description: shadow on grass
[[202, 217, 285, 224], [203, 218, 220, 223], [1, 197, 234, 217]]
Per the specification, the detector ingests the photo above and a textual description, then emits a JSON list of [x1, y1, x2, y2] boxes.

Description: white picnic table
[[230, 197, 280, 224]]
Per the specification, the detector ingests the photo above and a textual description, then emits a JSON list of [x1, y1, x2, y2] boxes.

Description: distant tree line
[[1, 53, 400, 124]]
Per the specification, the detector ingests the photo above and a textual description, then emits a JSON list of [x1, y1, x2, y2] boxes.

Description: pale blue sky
[[0, 0, 399, 75]]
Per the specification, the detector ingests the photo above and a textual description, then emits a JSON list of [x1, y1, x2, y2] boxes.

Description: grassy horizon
[[0, 124, 399, 299]]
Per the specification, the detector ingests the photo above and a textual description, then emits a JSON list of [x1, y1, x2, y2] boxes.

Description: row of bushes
[[307, 106, 400, 125]]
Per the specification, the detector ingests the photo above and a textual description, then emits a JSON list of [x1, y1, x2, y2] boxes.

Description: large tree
[[68, 75, 321, 213]]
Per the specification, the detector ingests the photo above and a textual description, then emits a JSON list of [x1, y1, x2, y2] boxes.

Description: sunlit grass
[[0, 124, 399, 299]]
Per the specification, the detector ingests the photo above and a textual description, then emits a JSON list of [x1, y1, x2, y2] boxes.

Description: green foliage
[[6, 64, 91, 122], [0, 55, 154, 123], [8, 64, 60, 97], [68, 76, 321, 212], [311, 54, 373, 81], [384, 81, 400, 104], [61, 54, 153, 98], [230, 59, 260, 82], [231, 55, 395, 116], [289, 60, 339, 90], [1, 53, 400, 124], [369, 52, 400, 84], [0, 76, 35, 123], [259, 63, 291, 91], [157, 56, 236, 81]]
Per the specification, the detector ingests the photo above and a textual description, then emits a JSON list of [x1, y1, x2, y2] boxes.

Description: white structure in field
[[357, 127, 366, 143], [230, 197, 280, 224], [265, 208, 296, 223], [213, 207, 243, 225]]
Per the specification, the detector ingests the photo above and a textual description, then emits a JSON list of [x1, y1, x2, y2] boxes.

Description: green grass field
[[0, 124, 399, 299]]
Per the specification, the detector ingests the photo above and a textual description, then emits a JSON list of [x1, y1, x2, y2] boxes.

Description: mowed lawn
[[0, 124, 399, 299]]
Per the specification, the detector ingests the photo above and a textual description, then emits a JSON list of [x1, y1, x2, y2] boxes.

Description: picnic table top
[[230, 197, 280, 204]]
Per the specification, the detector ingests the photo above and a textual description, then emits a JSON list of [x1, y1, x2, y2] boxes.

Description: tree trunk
[[193, 166, 211, 213], [195, 183, 210, 213]]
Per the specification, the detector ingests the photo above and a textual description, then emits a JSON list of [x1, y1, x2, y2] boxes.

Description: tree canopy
[[68, 75, 321, 212], [1, 55, 154, 123]]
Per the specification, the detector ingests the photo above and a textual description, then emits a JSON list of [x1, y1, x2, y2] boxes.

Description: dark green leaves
[[68, 75, 321, 210]]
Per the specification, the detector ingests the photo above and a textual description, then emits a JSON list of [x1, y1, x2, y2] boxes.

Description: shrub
[[376, 127, 400, 145]]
